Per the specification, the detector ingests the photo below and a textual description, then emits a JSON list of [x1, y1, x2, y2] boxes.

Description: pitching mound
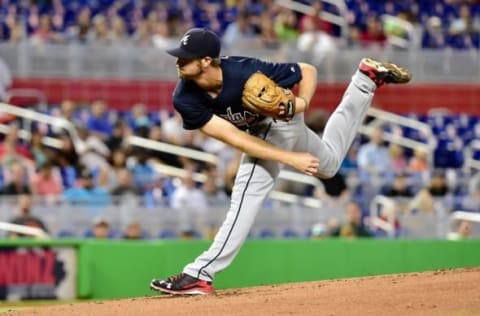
[[5, 268, 480, 316]]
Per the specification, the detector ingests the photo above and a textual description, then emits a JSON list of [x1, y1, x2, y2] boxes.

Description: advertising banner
[[0, 246, 76, 300]]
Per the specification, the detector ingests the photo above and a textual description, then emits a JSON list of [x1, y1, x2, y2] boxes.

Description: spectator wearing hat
[[63, 169, 110, 207]]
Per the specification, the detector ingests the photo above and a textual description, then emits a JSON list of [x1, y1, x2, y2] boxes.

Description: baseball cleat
[[150, 273, 214, 295], [359, 58, 411, 87]]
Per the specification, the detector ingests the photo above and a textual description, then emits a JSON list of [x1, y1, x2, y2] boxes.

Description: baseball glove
[[242, 72, 296, 121]]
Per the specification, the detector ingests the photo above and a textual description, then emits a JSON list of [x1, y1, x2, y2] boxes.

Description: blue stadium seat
[[158, 228, 178, 239], [258, 228, 276, 239]]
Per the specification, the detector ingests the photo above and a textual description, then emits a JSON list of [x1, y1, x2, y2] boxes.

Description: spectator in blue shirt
[[63, 169, 111, 214], [86, 100, 113, 140], [357, 126, 392, 175]]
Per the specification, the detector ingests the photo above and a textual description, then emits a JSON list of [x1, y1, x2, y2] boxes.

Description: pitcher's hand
[[287, 152, 319, 176]]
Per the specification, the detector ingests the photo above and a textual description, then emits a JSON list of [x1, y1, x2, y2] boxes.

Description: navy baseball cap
[[166, 28, 221, 59]]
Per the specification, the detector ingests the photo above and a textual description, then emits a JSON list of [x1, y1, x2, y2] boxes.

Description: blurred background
[[0, 0, 480, 301]]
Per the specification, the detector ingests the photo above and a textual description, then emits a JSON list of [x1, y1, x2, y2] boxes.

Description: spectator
[[448, 220, 472, 241], [86, 100, 112, 140], [449, 4, 480, 37], [128, 103, 151, 133], [297, 5, 337, 74], [257, 11, 280, 49], [407, 170, 452, 214], [382, 172, 415, 198], [89, 217, 111, 239], [202, 167, 229, 207], [53, 132, 80, 172], [110, 168, 142, 197], [8, 194, 48, 238], [67, 7, 91, 43], [123, 221, 143, 240], [171, 171, 208, 212], [133, 20, 153, 47], [76, 124, 111, 173], [298, 0, 334, 36], [130, 148, 156, 192], [105, 120, 129, 152], [222, 10, 256, 49], [171, 170, 208, 235], [30, 14, 64, 45], [408, 146, 429, 173], [89, 14, 111, 45], [274, 8, 299, 42], [330, 201, 373, 238], [339, 145, 359, 175], [30, 160, 63, 199], [389, 144, 408, 174], [422, 16, 446, 49], [98, 148, 128, 190], [1, 161, 31, 195], [63, 169, 110, 206], [357, 126, 392, 175], [109, 15, 128, 43], [360, 14, 387, 48], [0, 124, 33, 169], [29, 130, 52, 168], [59, 99, 80, 123]]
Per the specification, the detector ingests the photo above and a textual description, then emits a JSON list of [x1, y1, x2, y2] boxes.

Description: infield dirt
[[4, 267, 480, 316]]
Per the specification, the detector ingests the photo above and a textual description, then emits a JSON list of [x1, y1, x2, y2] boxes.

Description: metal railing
[[0, 102, 326, 208], [0, 221, 50, 239], [275, 0, 348, 38], [359, 107, 438, 168], [447, 211, 480, 240], [0, 102, 81, 151]]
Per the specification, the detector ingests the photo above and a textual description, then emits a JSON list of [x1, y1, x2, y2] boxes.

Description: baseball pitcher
[[150, 27, 411, 295]]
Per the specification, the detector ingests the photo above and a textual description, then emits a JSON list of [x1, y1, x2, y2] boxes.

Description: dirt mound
[[5, 268, 480, 316]]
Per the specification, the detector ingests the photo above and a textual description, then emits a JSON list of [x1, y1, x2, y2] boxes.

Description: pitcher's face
[[176, 58, 203, 80]]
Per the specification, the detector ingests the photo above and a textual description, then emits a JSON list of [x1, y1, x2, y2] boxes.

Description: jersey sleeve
[[173, 95, 214, 130], [252, 59, 302, 88]]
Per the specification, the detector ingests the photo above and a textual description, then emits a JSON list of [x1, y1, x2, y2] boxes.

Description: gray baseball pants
[[183, 71, 376, 282]]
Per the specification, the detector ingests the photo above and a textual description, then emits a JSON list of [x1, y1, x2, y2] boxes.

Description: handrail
[[463, 140, 480, 171], [359, 107, 437, 165], [3, 88, 48, 107], [126, 135, 327, 207], [275, 0, 348, 38], [0, 102, 82, 151], [447, 211, 480, 239], [127, 135, 218, 164], [0, 221, 50, 239], [0, 122, 63, 148], [149, 157, 325, 208]]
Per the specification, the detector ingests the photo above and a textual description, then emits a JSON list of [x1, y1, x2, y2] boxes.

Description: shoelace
[[166, 273, 185, 283]]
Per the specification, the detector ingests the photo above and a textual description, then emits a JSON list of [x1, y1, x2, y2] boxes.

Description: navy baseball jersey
[[172, 56, 302, 130]]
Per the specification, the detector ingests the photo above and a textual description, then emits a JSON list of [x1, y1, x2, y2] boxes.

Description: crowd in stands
[[0, 0, 480, 49], [1, 0, 480, 240], [0, 98, 479, 240]]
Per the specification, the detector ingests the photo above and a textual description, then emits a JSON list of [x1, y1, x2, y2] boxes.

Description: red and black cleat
[[359, 58, 412, 87], [150, 273, 214, 295]]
